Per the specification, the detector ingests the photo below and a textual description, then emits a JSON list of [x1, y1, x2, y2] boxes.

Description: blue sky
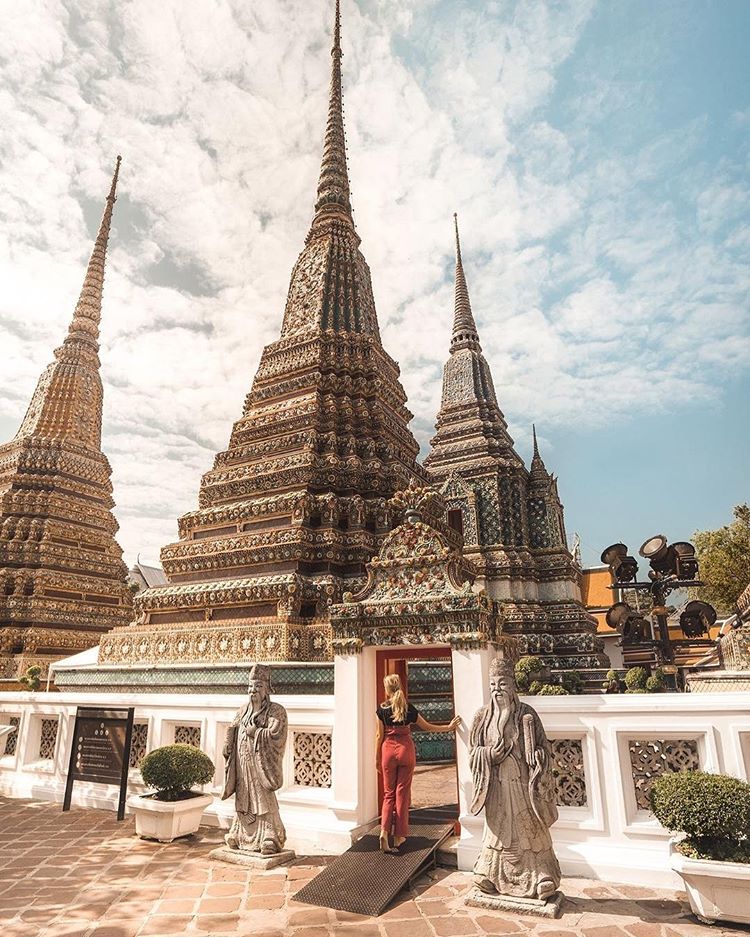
[[0, 0, 747, 568]]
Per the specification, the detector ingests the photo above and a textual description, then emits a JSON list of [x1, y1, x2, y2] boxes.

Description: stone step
[[436, 835, 459, 869]]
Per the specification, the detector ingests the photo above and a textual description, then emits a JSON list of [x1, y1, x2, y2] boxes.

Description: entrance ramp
[[293, 807, 456, 917]]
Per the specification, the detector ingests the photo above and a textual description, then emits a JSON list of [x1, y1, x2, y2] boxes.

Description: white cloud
[[0, 0, 747, 565]]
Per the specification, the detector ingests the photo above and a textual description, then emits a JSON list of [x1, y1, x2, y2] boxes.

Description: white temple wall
[[2, 690, 750, 888], [0, 690, 344, 857]]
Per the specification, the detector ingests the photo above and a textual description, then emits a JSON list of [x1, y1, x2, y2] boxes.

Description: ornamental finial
[[450, 213, 480, 351], [530, 424, 550, 481], [312, 0, 352, 225], [63, 155, 122, 354]]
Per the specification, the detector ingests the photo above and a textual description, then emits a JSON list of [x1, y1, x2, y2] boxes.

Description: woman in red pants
[[376, 673, 460, 853]]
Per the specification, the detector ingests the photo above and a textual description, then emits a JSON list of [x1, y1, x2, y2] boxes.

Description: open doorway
[[375, 648, 459, 822]]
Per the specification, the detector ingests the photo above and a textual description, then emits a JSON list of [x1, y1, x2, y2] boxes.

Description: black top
[[377, 702, 419, 727]]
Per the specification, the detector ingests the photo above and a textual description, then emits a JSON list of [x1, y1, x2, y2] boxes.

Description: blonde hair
[[383, 673, 407, 723]]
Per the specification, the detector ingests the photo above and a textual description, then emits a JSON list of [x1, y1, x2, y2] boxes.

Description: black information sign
[[63, 707, 134, 821]]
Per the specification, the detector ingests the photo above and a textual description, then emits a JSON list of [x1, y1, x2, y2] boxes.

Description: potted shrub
[[651, 770, 750, 925], [128, 744, 215, 842]]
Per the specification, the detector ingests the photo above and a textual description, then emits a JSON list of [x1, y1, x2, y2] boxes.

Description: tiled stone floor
[[410, 763, 457, 809], [1, 795, 749, 937]]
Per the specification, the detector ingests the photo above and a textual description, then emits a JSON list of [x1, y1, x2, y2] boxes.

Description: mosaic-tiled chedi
[[423, 217, 607, 676], [99, 3, 424, 668], [0, 158, 132, 680]]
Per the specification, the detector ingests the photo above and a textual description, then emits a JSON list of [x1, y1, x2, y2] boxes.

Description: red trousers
[[380, 727, 416, 837]]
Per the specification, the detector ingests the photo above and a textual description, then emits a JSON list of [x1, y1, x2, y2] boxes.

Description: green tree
[[693, 504, 750, 616]]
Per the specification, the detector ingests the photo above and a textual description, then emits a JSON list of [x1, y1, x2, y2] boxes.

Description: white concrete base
[[128, 792, 213, 843], [670, 838, 750, 926], [209, 846, 296, 870], [465, 887, 563, 919]]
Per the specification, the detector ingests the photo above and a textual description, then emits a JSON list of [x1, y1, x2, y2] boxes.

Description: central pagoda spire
[[313, 0, 352, 225], [98, 3, 424, 671], [281, 0, 383, 336]]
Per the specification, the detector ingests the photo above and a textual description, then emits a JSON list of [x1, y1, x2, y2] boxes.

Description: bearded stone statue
[[468, 656, 561, 907], [222, 664, 288, 856]]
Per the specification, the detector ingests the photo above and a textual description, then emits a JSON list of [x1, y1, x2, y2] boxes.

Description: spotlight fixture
[[672, 542, 699, 580], [600, 543, 639, 583], [605, 601, 650, 644], [639, 534, 677, 578], [679, 600, 717, 638]]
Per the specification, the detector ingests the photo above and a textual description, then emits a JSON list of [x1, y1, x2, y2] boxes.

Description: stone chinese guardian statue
[[469, 656, 561, 908], [222, 664, 288, 856]]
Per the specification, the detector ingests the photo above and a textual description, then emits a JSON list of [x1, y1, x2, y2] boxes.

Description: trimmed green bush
[[561, 671, 583, 695], [514, 656, 545, 692], [20, 665, 43, 692], [624, 666, 648, 691], [645, 673, 664, 693], [602, 669, 622, 692], [537, 684, 569, 696], [140, 744, 215, 802], [528, 680, 543, 696], [651, 771, 750, 863]]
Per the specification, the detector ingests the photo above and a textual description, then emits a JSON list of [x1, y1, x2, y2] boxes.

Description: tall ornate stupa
[[424, 216, 608, 680], [98, 2, 424, 670], [0, 158, 133, 681]]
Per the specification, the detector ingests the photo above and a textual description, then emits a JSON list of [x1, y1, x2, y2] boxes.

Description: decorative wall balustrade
[[129, 723, 149, 769], [628, 738, 700, 811], [293, 731, 332, 788], [39, 718, 58, 761], [3, 716, 20, 757], [1, 689, 748, 890], [174, 724, 201, 748], [550, 738, 587, 807]]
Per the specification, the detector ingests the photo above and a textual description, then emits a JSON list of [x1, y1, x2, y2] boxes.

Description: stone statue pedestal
[[465, 887, 563, 919], [209, 845, 296, 871]]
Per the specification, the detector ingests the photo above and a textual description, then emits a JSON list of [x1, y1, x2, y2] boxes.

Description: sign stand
[[63, 707, 135, 821]]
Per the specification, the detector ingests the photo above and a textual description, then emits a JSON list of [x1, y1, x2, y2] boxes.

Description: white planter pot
[[669, 837, 750, 925], [127, 792, 213, 843]]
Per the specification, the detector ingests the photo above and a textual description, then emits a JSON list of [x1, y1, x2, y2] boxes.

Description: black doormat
[[293, 808, 455, 917]]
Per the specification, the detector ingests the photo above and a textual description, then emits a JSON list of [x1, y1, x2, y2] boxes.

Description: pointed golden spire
[[450, 213, 480, 351], [62, 155, 121, 354], [313, 0, 352, 225]]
